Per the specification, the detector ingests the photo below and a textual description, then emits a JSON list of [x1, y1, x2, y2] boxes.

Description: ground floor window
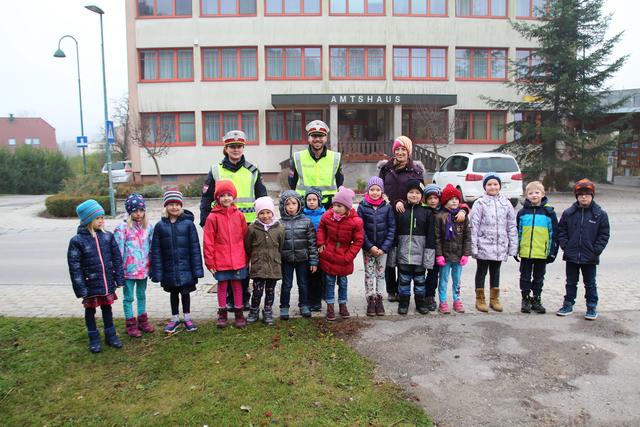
[[454, 110, 506, 143]]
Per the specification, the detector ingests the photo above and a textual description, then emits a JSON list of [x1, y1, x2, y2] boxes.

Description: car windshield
[[473, 157, 518, 173]]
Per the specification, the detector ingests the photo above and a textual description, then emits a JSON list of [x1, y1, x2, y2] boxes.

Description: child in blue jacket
[[304, 188, 325, 312]]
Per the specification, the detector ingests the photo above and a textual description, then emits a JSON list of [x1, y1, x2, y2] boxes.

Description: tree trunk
[[151, 156, 161, 184]]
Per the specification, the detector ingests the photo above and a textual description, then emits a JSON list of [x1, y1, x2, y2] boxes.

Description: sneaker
[[262, 309, 274, 326], [521, 297, 532, 313], [556, 304, 574, 317], [310, 305, 322, 312], [438, 302, 451, 314], [164, 320, 181, 334], [184, 320, 198, 332], [247, 310, 259, 324], [300, 306, 312, 318], [585, 308, 598, 321], [453, 300, 465, 313], [426, 296, 437, 312], [280, 307, 289, 320]]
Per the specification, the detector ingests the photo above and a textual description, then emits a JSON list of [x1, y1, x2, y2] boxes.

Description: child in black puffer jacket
[[67, 199, 124, 353]]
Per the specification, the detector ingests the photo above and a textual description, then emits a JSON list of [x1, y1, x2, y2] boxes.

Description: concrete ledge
[[614, 176, 640, 187]]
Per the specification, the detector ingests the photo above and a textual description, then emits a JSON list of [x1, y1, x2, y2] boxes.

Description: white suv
[[102, 160, 133, 184], [432, 152, 523, 207]]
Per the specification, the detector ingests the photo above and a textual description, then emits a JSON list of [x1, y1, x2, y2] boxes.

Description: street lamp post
[[53, 35, 87, 175], [85, 4, 116, 216]]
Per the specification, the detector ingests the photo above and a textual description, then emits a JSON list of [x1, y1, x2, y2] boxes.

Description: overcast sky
[[0, 0, 637, 145]]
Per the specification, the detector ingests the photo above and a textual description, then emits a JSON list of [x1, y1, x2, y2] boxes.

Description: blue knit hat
[[423, 183, 441, 197], [163, 190, 183, 207], [482, 172, 502, 189], [76, 199, 105, 226], [366, 176, 384, 192], [125, 193, 146, 215]]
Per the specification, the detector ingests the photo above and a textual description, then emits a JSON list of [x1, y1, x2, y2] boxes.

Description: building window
[[266, 47, 322, 79], [8, 138, 16, 146], [201, 0, 257, 15], [393, 0, 447, 15], [455, 48, 507, 80], [266, 110, 323, 144], [515, 48, 542, 79], [138, 49, 194, 82], [140, 113, 196, 145], [516, 0, 548, 18], [456, 0, 506, 17], [203, 111, 258, 145], [455, 110, 506, 143], [137, 0, 192, 17], [330, 0, 385, 15], [330, 47, 385, 79], [402, 110, 448, 143], [393, 47, 447, 80], [265, 0, 321, 15], [25, 138, 41, 145], [202, 48, 258, 80]]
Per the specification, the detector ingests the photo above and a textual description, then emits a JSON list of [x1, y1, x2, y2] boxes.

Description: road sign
[[105, 120, 115, 145], [76, 136, 88, 148]]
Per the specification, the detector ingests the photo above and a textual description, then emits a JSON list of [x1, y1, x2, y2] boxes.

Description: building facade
[[126, 0, 544, 183], [0, 115, 58, 151]]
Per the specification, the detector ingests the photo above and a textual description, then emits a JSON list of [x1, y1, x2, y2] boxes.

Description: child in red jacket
[[204, 180, 249, 328], [317, 186, 365, 321]]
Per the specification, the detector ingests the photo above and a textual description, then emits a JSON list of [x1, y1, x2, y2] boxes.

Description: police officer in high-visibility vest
[[289, 120, 344, 209], [199, 130, 267, 309]]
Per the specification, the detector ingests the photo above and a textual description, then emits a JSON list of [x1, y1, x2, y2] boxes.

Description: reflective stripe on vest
[[293, 149, 340, 203], [211, 162, 258, 223]]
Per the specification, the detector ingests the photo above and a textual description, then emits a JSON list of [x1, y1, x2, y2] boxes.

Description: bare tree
[[129, 114, 173, 183], [111, 96, 131, 161], [412, 104, 459, 158]]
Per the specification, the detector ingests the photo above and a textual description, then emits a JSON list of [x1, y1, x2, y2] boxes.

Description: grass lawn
[[0, 317, 430, 426]]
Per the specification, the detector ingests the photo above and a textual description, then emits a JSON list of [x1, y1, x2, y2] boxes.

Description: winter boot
[[475, 288, 488, 312], [88, 330, 101, 353], [366, 296, 376, 317], [531, 295, 546, 314], [521, 296, 532, 313], [247, 309, 259, 324], [339, 303, 350, 319], [426, 296, 437, 312], [375, 294, 385, 316], [397, 295, 410, 315], [387, 292, 398, 302], [300, 306, 312, 318], [326, 304, 336, 321], [104, 326, 123, 349], [415, 295, 429, 315], [453, 299, 465, 313], [280, 307, 290, 320], [489, 288, 503, 312], [262, 309, 274, 326], [137, 313, 155, 333], [125, 317, 142, 337], [216, 308, 228, 328], [234, 309, 247, 328]]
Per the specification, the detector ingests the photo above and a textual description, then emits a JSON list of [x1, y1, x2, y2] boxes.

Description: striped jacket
[[516, 197, 559, 260]]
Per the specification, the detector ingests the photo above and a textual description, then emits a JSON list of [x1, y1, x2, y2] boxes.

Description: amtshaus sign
[[271, 94, 457, 107]]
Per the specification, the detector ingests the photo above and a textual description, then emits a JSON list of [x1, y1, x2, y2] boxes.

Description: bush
[[45, 194, 110, 217], [140, 184, 163, 198], [68, 152, 106, 176], [116, 182, 144, 198], [0, 146, 72, 194], [179, 176, 205, 197], [61, 174, 110, 196]]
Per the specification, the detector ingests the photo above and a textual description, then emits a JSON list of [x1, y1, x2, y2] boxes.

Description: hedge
[[45, 195, 111, 218]]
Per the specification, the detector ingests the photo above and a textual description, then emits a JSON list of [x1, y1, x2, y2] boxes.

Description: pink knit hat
[[392, 136, 413, 156], [254, 196, 276, 217], [332, 186, 355, 210]]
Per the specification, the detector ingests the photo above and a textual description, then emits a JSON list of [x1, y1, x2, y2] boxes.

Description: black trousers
[[475, 259, 502, 289], [519, 258, 547, 296], [250, 278, 277, 311], [308, 267, 324, 307], [170, 289, 191, 315], [385, 266, 398, 295], [425, 264, 440, 298]]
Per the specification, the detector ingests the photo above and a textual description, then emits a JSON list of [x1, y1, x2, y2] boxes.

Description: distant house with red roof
[[0, 114, 58, 151]]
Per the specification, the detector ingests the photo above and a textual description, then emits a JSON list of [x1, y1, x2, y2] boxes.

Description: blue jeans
[[438, 262, 462, 302], [280, 261, 309, 309], [325, 274, 348, 304], [564, 262, 598, 308], [397, 266, 426, 297]]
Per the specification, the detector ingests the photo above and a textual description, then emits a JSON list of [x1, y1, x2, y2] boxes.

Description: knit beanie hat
[[332, 186, 355, 210], [305, 187, 322, 206], [423, 183, 442, 198], [482, 172, 502, 189], [392, 136, 413, 156], [214, 180, 237, 201], [405, 179, 423, 195], [163, 190, 183, 207], [76, 199, 105, 226], [254, 196, 276, 217], [366, 176, 384, 192], [574, 178, 595, 197], [440, 184, 462, 207], [125, 193, 146, 215]]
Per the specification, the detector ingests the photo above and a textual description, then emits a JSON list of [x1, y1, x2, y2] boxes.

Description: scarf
[[445, 208, 461, 241], [332, 211, 346, 222], [364, 194, 383, 207], [257, 219, 277, 231]]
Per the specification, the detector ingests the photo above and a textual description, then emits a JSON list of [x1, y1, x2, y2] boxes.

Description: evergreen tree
[[484, 0, 628, 189]]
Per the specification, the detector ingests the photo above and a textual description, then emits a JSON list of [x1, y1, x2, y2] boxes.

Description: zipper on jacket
[[494, 198, 499, 256], [94, 234, 109, 295], [578, 208, 584, 262], [171, 220, 180, 285], [408, 205, 414, 261], [528, 207, 537, 258]]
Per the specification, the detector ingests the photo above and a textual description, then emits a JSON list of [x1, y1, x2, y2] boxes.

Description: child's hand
[[436, 256, 446, 267], [318, 245, 325, 253], [395, 201, 405, 214], [376, 248, 384, 256], [370, 246, 379, 255], [455, 210, 466, 222], [310, 265, 318, 273], [459, 256, 468, 266]]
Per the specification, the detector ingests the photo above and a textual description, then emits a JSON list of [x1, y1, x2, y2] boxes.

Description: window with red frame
[[330, 0, 384, 15], [393, 47, 447, 79], [393, 0, 446, 15], [265, 0, 321, 14], [140, 113, 195, 145], [516, 0, 548, 18], [456, 0, 505, 17], [139, 49, 193, 82], [266, 47, 321, 79], [203, 111, 258, 145], [330, 47, 385, 79], [202, 48, 257, 80], [138, 0, 192, 17], [402, 110, 449, 143], [515, 48, 542, 79], [455, 48, 506, 80], [266, 110, 323, 144], [455, 110, 506, 143], [201, 0, 256, 15]]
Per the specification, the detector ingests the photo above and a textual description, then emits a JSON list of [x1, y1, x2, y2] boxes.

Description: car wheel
[[510, 198, 519, 208]]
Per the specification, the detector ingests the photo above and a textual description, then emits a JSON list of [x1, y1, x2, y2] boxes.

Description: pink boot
[[137, 313, 155, 333], [453, 300, 465, 313], [438, 302, 451, 314], [125, 317, 142, 337]]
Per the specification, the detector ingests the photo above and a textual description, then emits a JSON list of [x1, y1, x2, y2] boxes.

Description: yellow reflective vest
[[293, 149, 341, 204], [211, 162, 258, 223]]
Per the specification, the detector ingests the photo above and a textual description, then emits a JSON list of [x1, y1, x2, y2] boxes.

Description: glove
[[513, 255, 520, 263], [436, 256, 446, 267], [459, 256, 468, 266], [546, 256, 555, 264]]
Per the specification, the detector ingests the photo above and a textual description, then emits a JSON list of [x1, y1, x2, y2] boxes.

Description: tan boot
[[475, 288, 488, 312], [489, 288, 503, 312]]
